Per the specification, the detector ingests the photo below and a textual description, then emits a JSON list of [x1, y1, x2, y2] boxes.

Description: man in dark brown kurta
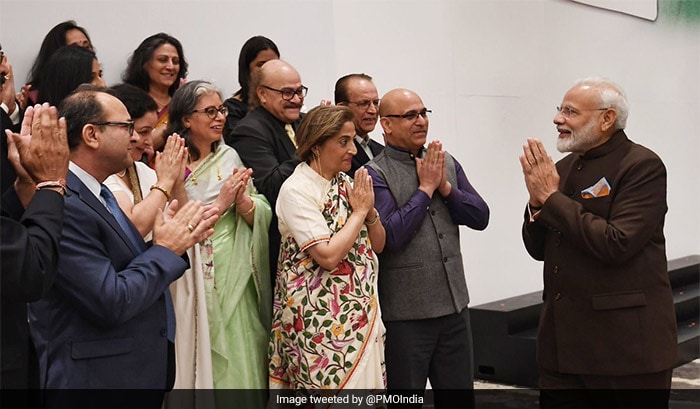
[[519, 77, 677, 408]]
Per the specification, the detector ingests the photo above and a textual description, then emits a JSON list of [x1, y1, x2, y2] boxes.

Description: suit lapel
[[258, 108, 297, 160], [369, 139, 384, 156], [352, 140, 370, 173], [66, 171, 142, 255]]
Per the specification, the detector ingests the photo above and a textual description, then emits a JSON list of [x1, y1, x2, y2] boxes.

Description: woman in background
[[37, 45, 105, 106], [123, 33, 187, 161], [223, 35, 279, 142], [269, 105, 386, 394], [104, 83, 187, 241], [165, 80, 271, 407], [25, 20, 93, 105]]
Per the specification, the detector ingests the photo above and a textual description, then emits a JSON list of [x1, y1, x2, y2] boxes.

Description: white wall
[[2, 0, 698, 305]]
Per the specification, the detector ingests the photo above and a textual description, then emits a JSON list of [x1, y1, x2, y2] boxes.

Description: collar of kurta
[[384, 143, 427, 161], [581, 129, 628, 160]]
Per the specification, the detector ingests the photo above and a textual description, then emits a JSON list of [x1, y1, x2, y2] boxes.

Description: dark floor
[[468, 359, 700, 409]]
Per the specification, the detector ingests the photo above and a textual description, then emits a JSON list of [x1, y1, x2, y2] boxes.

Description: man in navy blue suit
[[27, 88, 218, 408]]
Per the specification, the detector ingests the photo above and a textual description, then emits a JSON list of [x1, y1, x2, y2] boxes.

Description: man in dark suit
[[335, 73, 383, 178], [27, 89, 217, 408], [1, 104, 68, 409], [229, 59, 305, 281], [520, 77, 677, 408]]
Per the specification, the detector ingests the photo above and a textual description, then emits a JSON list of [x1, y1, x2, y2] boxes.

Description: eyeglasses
[[384, 108, 432, 121], [191, 105, 229, 119], [556, 106, 609, 119], [261, 85, 308, 101], [347, 99, 380, 110], [91, 121, 135, 136]]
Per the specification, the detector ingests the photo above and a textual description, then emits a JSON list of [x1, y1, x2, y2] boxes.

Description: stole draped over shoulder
[[169, 144, 271, 403]]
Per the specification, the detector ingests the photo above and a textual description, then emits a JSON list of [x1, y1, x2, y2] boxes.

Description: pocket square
[[581, 177, 611, 199]]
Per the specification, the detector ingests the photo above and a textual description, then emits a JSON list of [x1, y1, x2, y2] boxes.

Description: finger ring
[[187, 223, 194, 232]]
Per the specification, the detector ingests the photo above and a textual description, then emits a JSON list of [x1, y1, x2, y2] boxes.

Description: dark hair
[[27, 20, 93, 88], [234, 36, 280, 105], [334, 73, 373, 104], [296, 105, 355, 163], [109, 83, 158, 120], [38, 45, 97, 106], [122, 33, 188, 96], [165, 80, 223, 161], [58, 89, 106, 151]]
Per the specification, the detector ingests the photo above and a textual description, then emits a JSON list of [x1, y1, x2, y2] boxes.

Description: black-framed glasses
[[191, 105, 228, 119], [261, 85, 308, 101], [556, 106, 609, 119], [384, 108, 431, 121], [347, 99, 380, 110], [91, 121, 135, 136]]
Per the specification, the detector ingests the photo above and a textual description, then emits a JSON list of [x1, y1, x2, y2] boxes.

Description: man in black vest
[[334, 73, 383, 178], [366, 88, 489, 408]]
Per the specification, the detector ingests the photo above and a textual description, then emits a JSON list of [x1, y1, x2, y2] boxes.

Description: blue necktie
[[100, 185, 144, 251], [100, 185, 175, 341]]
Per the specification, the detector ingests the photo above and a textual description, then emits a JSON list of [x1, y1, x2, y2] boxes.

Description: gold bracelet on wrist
[[240, 199, 256, 216], [365, 209, 380, 226], [150, 184, 171, 201]]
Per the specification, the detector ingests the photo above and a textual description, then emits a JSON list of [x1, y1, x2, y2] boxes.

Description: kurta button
[[439, 233, 444, 239], [553, 265, 559, 274], [555, 293, 561, 301], [577, 163, 583, 170], [160, 329, 167, 337], [443, 257, 448, 263], [431, 211, 436, 216]]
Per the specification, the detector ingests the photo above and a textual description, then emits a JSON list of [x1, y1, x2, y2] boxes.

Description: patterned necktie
[[100, 184, 175, 342], [285, 123, 297, 148]]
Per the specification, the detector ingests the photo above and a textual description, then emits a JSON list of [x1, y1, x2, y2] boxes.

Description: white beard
[[557, 119, 601, 155]]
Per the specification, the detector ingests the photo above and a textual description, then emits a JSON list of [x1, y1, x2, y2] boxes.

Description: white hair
[[573, 76, 629, 130]]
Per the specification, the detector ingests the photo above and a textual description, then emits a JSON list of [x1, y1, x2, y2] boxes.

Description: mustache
[[284, 103, 303, 109]]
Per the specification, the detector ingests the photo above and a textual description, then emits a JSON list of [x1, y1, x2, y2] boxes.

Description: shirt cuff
[[1, 102, 20, 124]]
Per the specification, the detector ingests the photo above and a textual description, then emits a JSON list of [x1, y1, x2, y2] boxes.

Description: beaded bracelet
[[149, 184, 171, 201]]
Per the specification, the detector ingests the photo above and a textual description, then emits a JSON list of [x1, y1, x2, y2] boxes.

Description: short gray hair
[[165, 80, 224, 161], [573, 76, 629, 130]]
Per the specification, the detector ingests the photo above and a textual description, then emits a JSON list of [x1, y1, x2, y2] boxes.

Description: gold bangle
[[240, 199, 256, 216], [149, 184, 171, 201], [365, 209, 379, 226]]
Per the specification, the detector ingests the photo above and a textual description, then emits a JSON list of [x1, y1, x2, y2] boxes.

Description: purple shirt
[[366, 145, 489, 253]]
